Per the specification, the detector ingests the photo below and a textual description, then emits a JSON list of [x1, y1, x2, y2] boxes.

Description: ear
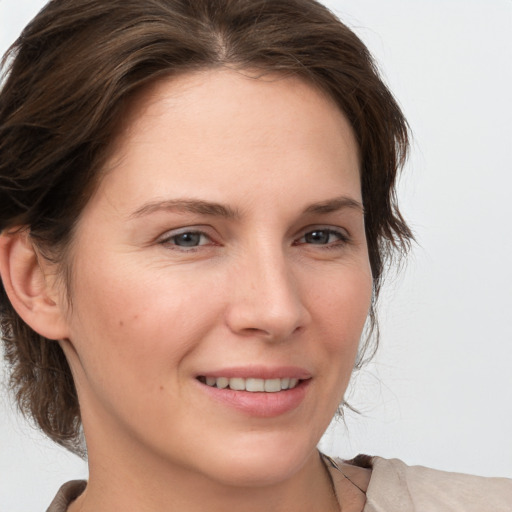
[[0, 229, 70, 340]]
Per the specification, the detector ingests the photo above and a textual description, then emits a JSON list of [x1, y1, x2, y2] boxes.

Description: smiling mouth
[[197, 376, 303, 392]]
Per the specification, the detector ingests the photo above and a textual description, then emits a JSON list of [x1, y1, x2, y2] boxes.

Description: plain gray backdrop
[[1, 0, 511, 510]]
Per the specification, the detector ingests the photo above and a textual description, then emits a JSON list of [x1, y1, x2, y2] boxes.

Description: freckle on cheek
[[119, 320, 124, 327]]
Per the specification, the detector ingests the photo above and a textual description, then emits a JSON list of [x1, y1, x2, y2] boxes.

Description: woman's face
[[57, 70, 372, 485]]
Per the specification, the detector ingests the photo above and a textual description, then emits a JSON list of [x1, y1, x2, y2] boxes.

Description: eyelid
[[157, 226, 217, 249], [155, 224, 351, 249], [293, 226, 351, 246]]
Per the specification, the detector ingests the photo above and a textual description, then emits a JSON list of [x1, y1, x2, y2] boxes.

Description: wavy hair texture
[[0, 0, 412, 454]]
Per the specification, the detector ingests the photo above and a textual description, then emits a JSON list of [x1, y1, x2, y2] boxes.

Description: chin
[[192, 430, 319, 488]]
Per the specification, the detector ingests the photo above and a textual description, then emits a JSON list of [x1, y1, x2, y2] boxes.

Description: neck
[[71, 436, 338, 512]]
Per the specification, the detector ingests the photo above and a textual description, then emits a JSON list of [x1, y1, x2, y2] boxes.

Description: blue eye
[[299, 229, 348, 245], [163, 231, 210, 248], [173, 232, 202, 246]]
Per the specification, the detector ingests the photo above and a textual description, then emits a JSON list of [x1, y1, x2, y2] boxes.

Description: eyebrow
[[130, 199, 241, 219], [130, 195, 364, 220], [303, 196, 364, 215]]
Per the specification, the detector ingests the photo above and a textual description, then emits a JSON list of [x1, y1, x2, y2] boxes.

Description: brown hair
[[0, 0, 412, 454]]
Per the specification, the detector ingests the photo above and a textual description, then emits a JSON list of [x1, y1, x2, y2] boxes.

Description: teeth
[[202, 376, 301, 392], [229, 377, 245, 391], [264, 378, 281, 392], [246, 378, 265, 392], [216, 377, 229, 389]]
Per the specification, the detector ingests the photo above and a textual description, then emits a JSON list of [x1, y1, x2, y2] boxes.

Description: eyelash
[[158, 227, 350, 252], [159, 230, 214, 251], [294, 228, 350, 248]]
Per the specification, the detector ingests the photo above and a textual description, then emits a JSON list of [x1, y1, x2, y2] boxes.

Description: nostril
[[224, 280, 310, 341]]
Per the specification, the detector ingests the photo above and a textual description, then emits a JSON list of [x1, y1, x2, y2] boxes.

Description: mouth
[[196, 376, 303, 392], [195, 369, 311, 416]]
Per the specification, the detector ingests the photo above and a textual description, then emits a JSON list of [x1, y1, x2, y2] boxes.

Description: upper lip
[[196, 366, 312, 380]]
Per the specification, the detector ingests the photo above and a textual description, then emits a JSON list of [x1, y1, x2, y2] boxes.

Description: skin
[[4, 69, 373, 511]]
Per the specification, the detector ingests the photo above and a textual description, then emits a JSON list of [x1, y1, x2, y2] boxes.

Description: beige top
[[340, 457, 512, 512], [46, 456, 512, 512]]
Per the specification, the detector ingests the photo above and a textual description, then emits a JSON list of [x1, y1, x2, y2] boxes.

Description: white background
[[1, 0, 511, 510]]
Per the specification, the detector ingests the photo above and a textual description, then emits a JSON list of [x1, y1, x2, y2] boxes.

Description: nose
[[224, 244, 310, 341]]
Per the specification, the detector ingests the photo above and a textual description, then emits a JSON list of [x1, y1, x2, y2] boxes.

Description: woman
[[0, 1, 510, 511]]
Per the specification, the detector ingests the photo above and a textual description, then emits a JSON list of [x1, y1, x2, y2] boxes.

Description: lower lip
[[196, 379, 310, 417]]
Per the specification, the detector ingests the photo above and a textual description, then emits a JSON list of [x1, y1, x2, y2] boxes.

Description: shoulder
[[356, 456, 512, 512]]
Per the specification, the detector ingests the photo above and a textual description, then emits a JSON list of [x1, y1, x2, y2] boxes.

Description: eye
[[296, 228, 349, 246], [160, 230, 212, 249]]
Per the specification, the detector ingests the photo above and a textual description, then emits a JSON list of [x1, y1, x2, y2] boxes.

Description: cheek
[[63, 266, 227, 431], [65, 259, 224, 385], [307, 264, 373, 383], [309, 263, 372, 336]]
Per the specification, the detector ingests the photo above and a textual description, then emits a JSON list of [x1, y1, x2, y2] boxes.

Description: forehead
[[110, 68, 358, 163], [88, 69, 361, 219]]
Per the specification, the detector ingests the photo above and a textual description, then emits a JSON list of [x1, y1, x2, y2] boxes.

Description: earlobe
[[0, 229, 70, 341]]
